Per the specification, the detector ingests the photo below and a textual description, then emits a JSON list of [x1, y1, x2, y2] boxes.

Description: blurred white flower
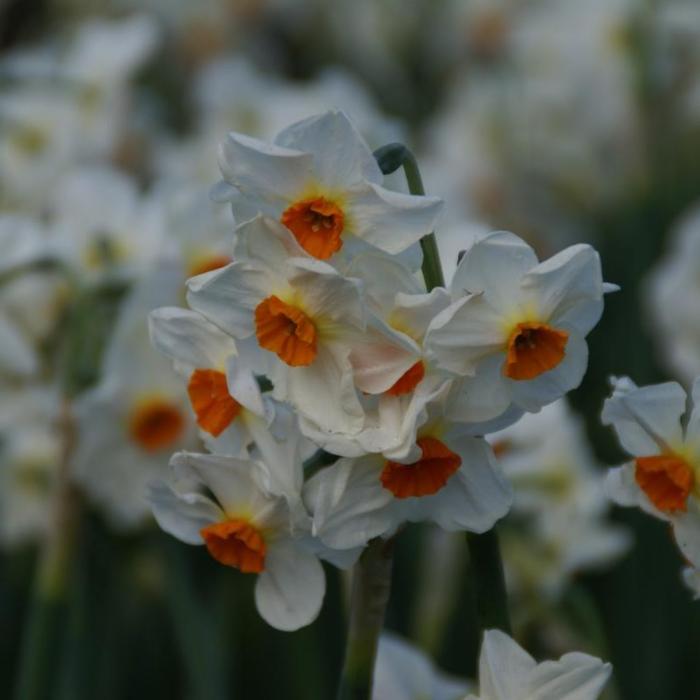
[[373, 632, 469, 700], [0, 384, 61, 548], [465, 629, 612, 700], [73, 265, 196, 529], [646, 205, 700, 384]]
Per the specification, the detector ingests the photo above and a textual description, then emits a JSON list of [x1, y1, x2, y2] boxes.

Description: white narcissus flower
[[73, 266, 196, 529], [149, 306, 271, 456], [212, 109, 442, 263], [149, 451, 325, 631], [373, 632, 470, 700], [305, 407, 512, 551], [187, 215, 367, 434], [602, 376, 700, 574], [465, 629, 612, 700], [427, 231, 614, 416]]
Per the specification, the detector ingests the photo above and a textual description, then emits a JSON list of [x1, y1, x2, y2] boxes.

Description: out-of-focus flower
[[428, 231, 614, 418], [465, 629, 612, 700], [492, 400, 630, 601], [646, 205, 700, 384], [150, 450, 324, 631], [49, 167, 164, 281], [373, 632, 469, 700], [212, 110, 442, 263], [0, 384, 60, 548], [73, 266, 195, 529]]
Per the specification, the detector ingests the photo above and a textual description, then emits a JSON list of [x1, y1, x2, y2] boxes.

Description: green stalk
[[14, 400, 80, 700], [375, 143, 513, 640], [373, 143, 445, 291], [337, 538, 395, 700], [467, 528, 511, 634]]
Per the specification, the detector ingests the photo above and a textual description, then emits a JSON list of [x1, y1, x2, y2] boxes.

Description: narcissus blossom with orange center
[[187, 216, 367, 434], [604, 376, 700, 582], [149, 305, 272, 456], [427, 230, 615, 419], [211, 110, 443, 264], [305, 412, 512, 551], [150, 451, 325, 631]]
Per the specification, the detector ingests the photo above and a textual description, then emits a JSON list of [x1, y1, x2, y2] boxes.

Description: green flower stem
[[337, 537, 395, 700], [467, 528, 512, 635], [373, 143, 445, 291], [14, 400, 80, 700]]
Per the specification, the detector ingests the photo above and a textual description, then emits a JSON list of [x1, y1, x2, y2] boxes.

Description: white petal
[[425, 294, 505, 376], [149, 306, 237, 372], [226, 355, 267, 418], [218, 131, 311, 203], [601, 378, 687, 456], [273, 344, 364, 435], [346, 182, 443, 255], [148, 481, 223, 544], [444, 356, 512, 424], [345, 251, 424, 317], [450, 231, 538, 312], [304, 456, 395, 550], [671, 503, 700, 569], [528, 653, 612, 700], [522, 244, 605, 336], [254, 540, 325, 631], [170, 452, 270, 520], [349, 321, 420, 394], [288, 258, 365, 330], [478, 630, 536, 700], [186, 262, 270, 339], [275, 110, 382, 188]]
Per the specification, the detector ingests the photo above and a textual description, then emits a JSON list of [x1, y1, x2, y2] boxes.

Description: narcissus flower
[[465, 629, 612, 700], [603, 377, 700, 516], [305, 410, 512, 551], [187, 215, 367, 434], [149, 306, 272, 456], [427, 231, 614, 415], [149, 451, 325, 631], [373, 632, 470, 700], [212, 110, 442, 262]]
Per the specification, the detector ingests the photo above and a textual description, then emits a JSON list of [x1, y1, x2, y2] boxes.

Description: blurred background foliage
[[2, 0, 700, 698]]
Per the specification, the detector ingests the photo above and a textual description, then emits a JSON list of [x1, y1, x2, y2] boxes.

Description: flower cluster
[[148, 109, 614, 631]]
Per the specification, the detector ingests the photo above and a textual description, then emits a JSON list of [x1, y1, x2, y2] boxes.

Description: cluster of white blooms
[[603, 376, 700, 596], [147, 108, 614, 631]]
